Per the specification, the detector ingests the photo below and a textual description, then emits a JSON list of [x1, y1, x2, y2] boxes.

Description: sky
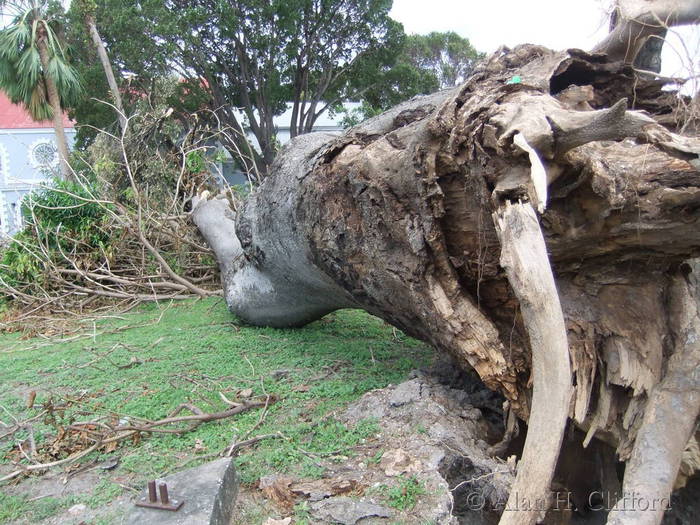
[[389, 0, 699, 87], [390, 0, 611, 52], [2, 1, 698, 88]]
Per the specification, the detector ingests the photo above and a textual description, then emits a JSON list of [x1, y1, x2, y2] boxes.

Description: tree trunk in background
[[594, 0, 700, 63], [36, 35, 73, 182], [607, 1, 668, 75], [85, 14, 127, 134]]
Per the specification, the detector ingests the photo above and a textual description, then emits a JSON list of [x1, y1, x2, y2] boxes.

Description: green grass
[[0, 493, 79, 523], [0, 493, 25, 522], [0, 298, 432, 523], [374, 475, 428, 511]]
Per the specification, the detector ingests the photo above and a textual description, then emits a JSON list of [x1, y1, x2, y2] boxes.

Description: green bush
[[0, 230, 45, 287], [0, 178, 113, 293], [23, 177, 113, 242]]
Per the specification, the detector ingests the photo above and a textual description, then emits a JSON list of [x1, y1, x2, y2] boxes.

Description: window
[[29, 139, 59, 172]]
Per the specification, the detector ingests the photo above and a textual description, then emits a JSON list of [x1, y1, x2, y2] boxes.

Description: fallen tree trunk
[[193, 42, 700, 523]]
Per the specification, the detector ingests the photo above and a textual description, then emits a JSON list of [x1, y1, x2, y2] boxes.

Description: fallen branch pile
[[0, 109, 252, 328]]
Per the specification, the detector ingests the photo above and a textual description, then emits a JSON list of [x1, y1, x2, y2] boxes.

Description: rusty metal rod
[[159, 482, 169, 504], [147, 480, 157, 503]]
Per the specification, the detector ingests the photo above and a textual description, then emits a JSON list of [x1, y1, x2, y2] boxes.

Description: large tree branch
[[593, 0, 700, 62], [493, 202, 573, 525]]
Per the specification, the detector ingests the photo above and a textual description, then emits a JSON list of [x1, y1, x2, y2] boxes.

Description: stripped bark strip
[[493, 201, 573, 525]]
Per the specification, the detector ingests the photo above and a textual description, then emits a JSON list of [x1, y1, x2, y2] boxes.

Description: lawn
[[0, 298, 433, 523]]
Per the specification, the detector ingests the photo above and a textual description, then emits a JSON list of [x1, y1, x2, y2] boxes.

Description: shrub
[[0, 178, 114, 294]]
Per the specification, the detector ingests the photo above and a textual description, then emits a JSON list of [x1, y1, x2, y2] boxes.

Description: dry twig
[[0, 398, 271, 484]]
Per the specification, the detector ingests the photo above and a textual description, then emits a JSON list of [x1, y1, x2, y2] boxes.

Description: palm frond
[[0, 56, 20, 94], [47, 55, 82, 105], [0, 23, 31, 60], [40, 20, 58, 55], [16, 45, 41, 93], [27, 81, 51, 120], [31, 18, 38, 47]]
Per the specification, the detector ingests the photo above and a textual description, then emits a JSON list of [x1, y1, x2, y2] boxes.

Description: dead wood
[[606, 267, 700, 525], [226, 432, 284, 457], [0, 112, 226, 330], [493, 202, 573, 525], [0, 398, 269, 484]]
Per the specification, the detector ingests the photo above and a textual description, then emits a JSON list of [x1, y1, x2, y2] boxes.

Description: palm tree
[[0, 1, 82, 180]]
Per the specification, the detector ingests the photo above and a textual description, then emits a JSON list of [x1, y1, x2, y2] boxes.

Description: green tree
[[342, 31, 482, 126], [67, 0, 399, 174], [65, 0, 186, 148], [73, 0, 126, 133], [0, 0, 82, 180], [168, 0, 399, 169], [403, 32, 482, 89]]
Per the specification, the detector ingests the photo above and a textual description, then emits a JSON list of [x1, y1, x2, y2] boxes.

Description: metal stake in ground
[[135, 480, 184, 511]]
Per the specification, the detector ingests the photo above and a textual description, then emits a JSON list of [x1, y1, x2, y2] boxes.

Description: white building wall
[[0, 127, 76, 238]]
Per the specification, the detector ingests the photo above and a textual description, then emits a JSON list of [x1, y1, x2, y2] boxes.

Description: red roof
[[0, 90, 74, 129]]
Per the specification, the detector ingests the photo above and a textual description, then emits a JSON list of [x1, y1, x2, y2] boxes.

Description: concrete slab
[[126, 457, 238, 525]]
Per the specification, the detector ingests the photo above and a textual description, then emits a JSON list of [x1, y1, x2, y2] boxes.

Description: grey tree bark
[[85, 14, 127, 133], [594, 0, 700, 63], [193, 3, 700, 524]]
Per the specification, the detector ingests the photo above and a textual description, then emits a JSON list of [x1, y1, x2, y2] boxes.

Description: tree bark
[[85, 14, 127, 134], [606, 266, 700, 525], [594, 0, 700, 63], [193, 43, 700, 524], [36, 33, 73, 182]]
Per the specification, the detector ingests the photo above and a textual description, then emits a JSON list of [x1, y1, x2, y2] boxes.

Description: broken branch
[[493, 202, 573, 525]]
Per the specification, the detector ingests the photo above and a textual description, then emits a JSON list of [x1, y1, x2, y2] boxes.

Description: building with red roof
[[0, 91, 76, 237], [0, 91, 74, 129]]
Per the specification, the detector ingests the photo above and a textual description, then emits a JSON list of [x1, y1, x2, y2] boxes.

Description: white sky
[[389, 0, 700, 88], [3, 1, 698, 89], [390, 0, 611, 52]]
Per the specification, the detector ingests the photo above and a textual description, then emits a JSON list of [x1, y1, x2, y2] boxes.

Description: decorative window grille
[[29, 139, 59, 173]]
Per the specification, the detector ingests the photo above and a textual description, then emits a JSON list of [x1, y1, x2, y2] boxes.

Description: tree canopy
[[403, 31, 482, 89], [342, 30, 482, 125], [64, 1, 482, 175]]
